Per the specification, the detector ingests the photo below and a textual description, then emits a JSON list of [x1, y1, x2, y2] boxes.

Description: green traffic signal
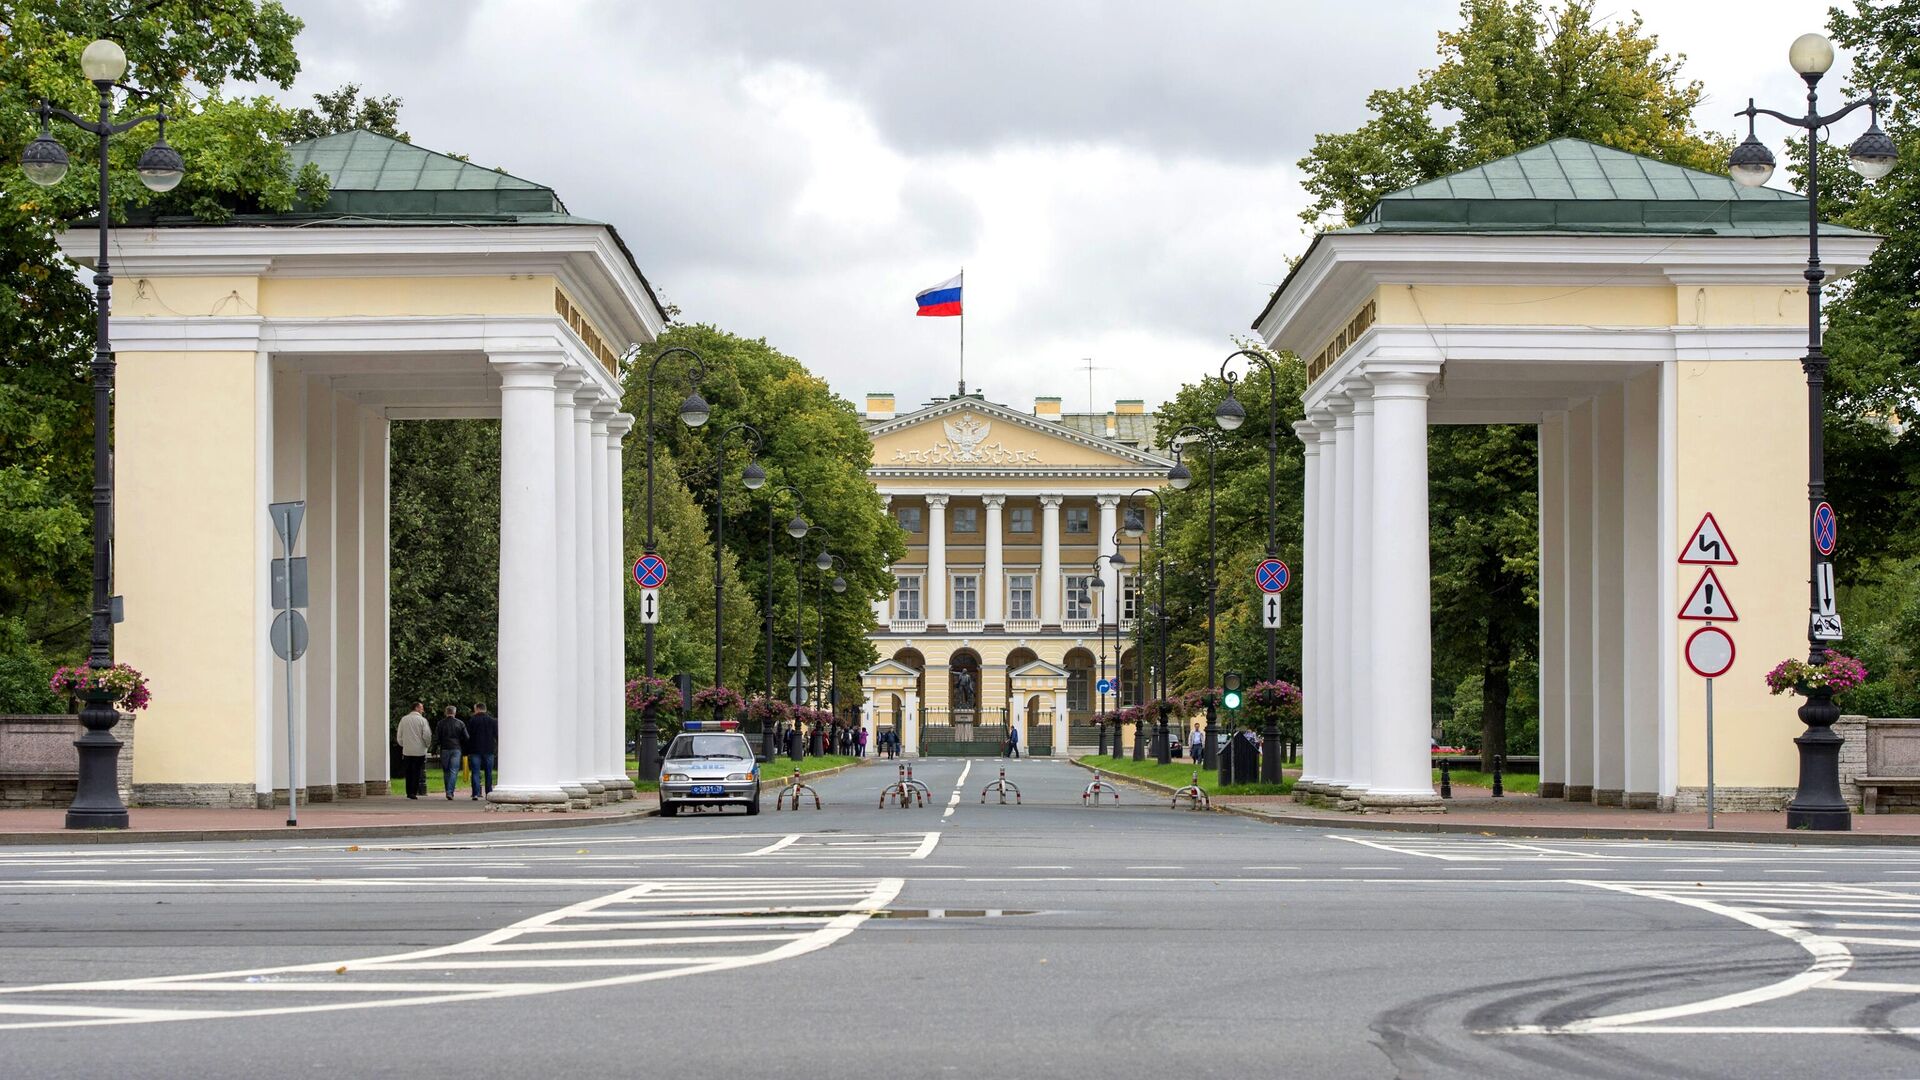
[[1222, 671, 1243, 710]]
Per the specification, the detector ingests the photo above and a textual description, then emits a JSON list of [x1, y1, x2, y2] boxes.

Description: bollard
[[776, 771, 821, 811], [1439, 759, 1452, 800], [902, 762, 933, 804], [1082, 770, 1120, 806], [980, 765, 1022, 805], [1171, 770, 1210, 811], [878, 763, 927, 809], [1491, 755, 1504, 798]]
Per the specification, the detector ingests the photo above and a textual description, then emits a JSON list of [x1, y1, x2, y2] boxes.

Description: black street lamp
[[1215, 347, 1289, 784], [635, 345, 711, 780], [692, 423, 763, 722], [1167, 425, 1222, 777], [765, 486, 809, 761], [1729, 32, 1900, 832], [1090, 546, 1127, 755], [1125, 490, 1169, 762], [811, 551, 847, 752], [22, 38, 187, 829]]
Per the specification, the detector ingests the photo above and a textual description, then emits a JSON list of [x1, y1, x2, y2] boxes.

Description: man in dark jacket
[[434, 706, 469, 801], [466, 702, 498, 800]]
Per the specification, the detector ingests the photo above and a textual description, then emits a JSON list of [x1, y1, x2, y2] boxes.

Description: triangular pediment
[[1009, 659, 1069, 679], [868, 397, 1171, 473], [862, 658, 922, 678]]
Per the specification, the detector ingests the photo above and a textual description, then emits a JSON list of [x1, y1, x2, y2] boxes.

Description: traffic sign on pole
[[1678, 568, 1738, 621], [633, 552, 669, 588], [1256, 559, 1290, 593], [1813, 502, 1837, 557], [1261, 593, 1282, 630], [1685, 625, 1735, 679], [270, 609, 309, 662], [1096, 677, 1114, 696], [1678, 512, 1737, 565], [638, 586, 661, 624]]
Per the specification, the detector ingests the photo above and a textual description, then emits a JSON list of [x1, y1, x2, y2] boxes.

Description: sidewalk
[[1217, 786, 1920, 846], [0, 790, 659, 845]]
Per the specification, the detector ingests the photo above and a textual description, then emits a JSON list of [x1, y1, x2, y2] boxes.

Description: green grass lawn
[[759, 755, 858, 782], [1080, 754, 1293, 795], [1433, 768, 1540, 794]]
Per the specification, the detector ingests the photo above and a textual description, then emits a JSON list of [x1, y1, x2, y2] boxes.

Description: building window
[[894, 574, 921, 621], [1007, 574, 1035, 621], [1067, 666, 1090, 715], [1009, 506, 1034, 533], [952, 574, 979, 621], [896, 506, 922, 534], [1065, 575, 1093, 622], [1065, 506, 1090, 533], [1121, 574, 1140, 621], [952, 506, 978, 533]]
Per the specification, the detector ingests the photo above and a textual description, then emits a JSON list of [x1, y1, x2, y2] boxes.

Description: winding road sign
[[633, 552, 669, 589], [1679, 512, 1737, 565]]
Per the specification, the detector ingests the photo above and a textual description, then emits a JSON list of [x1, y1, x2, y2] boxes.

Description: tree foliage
[[285, 83, 407, 143], [388, 420, 500, 715]]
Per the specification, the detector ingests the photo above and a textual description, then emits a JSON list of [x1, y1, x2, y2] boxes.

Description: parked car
[[657, 720, 761, 817]]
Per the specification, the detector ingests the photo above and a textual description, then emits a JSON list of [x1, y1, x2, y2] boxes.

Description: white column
[[1366, 365, 1443, 807], [604, 413, 635, 795], [572, 387, 606, 802], [270, 369, 306, 805], [551, 373, 588, 808], [589, 403, 618, 795], [302, 377, 336, 801], [1096, 495, 1120, 624], [1593, 385, 1626, 805], [925, 495, 948, 625], [361, 412, 390, 791], [902, 692, 921, 756], [1292, 418, 1323, 790], [1346, 384, 1378, 798], [1051, 688, 1069, 758], [488, 354, 568, 807], [983, 496, 1005, 625], [1538, 411, 1568, 798], [861, 697, 877, 751], [1324, 397, 1355, 796], [330, 402, 363, 797], [1565, 398, 1597, 801], [1039, 496, 1063, 625], [1623, 370, 1661, 807]]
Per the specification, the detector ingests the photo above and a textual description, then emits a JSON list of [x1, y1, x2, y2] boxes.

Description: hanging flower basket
[[691, 685, 745, 714], [50, 663, 151, 712], [625, 676, 679, 715], [745, 694, 791, 726], [1248, 680, 1303, 717], [1765, 654, 1868, 697]]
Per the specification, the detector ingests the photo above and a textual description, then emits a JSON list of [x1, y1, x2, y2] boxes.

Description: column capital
[[1038, 494, 1065, 508], [880, 493, 893, 508], [590, 400, 618, 422], [555, 369, 587, 393], [605, 412, 635, 438], [1095, 494, 1121, 508], [1343, 379, 1377, 414], [571, 383, 600, 410], [981, 495, 1006, 508], [925, 494, 950, 509], [1363, 359, 1444, 401], [1293, 419, 1323, 450], [490, 352, 563, 388]]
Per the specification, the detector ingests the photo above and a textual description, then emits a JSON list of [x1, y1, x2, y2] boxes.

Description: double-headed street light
[[1089, 548, 1126, 753], [765, 486, 809, 761], [1126, 490, 1171, 763], [1215, 348, 1290, 784], [632, 345, 711, 780], [22, 38, 186, 829], [1730, 32, 1900, 832], [1167, 426, 1222, 777], [814, 552, 848, 746], [692, 423, 763, 723]]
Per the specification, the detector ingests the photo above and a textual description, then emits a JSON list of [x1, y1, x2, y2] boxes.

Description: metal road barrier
[[979, 765, 1022, 805], [1490, 754, 1505, 798], [878, 763, 929, 809], [1081, 770, 1120, 806], [1170, 770, 1210, 811], [776, 771, 820, 811], [1438, 759, 1453, 799]]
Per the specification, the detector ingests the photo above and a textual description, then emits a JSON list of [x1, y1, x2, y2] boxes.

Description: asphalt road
[[5, 758, 1920, 1078]]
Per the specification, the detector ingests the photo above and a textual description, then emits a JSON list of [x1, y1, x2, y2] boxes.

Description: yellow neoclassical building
[[856, 393, 1172, 756]]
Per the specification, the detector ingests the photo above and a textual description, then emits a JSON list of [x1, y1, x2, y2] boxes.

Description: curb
[[1067, 758, 1197, 803], [0, 801, 659, 847]]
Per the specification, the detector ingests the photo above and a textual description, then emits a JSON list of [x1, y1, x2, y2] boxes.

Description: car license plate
[[689, 784, 725, 796]]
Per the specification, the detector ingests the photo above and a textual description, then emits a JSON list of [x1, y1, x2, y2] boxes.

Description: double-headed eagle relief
[[891, 413, 1042, 465]]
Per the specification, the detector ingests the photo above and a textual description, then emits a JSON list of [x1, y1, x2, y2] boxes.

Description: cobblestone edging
[[1672, 786, 1796, 813]]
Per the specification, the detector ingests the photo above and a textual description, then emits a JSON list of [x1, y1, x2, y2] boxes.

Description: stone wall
[[1673, 786, 1795, 813], [0, 713, 135, 807]]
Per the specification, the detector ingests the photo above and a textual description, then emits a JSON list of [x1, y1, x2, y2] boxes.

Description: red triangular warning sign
[[1678, 567, 1738, 621], [1679, 512, 1737, 565]]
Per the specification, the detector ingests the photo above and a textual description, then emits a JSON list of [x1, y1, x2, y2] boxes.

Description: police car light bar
[[681, 719, 740, 731]]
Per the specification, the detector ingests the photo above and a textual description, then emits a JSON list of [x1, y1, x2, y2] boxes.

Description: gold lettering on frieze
[[1307, 298, 1376, 386]]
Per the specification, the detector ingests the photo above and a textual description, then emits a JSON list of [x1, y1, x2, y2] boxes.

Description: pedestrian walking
[[396, 702, 432, 799], [466, 702, 498, 799], [1005, 724, 1020, 759], [1189, 724, 1204, 764], [434, 705, 469, 800], [855, 726, 867, 758]]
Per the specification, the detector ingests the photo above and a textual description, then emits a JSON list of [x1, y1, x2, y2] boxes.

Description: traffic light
[[1222, 671, 1243, 711]]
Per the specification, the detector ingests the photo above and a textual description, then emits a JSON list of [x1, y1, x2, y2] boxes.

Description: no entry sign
[[1685, 626, 1735, 679]]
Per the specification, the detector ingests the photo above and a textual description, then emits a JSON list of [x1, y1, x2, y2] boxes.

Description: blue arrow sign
[[1257, 558, 1290, 593], [633, 552, 669, 588], [1095, 678, 1114, 696]]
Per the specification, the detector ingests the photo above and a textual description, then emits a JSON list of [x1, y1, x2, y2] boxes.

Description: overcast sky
[[268, 0, 1855, 415]]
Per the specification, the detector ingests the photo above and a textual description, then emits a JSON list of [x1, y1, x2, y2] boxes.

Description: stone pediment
[[862, 658, 922, 678], [1009, 659, 1070, 680], [868, 397, 1170, 473]]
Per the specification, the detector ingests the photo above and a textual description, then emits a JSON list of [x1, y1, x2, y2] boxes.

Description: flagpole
[[958, 267, 966, 397]]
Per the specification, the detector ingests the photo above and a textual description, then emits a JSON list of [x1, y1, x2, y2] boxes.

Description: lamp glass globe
[[80, 38, 128, 82], [1788, 32, 1835, 75]]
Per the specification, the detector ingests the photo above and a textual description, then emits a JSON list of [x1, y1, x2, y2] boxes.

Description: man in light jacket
[[397, 703, 432, 799]]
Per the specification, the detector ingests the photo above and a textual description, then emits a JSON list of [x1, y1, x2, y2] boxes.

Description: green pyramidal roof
[[286, 129, 569, 219], [1355, 138, 1866, 237]]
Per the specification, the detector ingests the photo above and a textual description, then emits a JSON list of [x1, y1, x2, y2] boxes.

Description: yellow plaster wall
[[1377, 285, 1677, 327], [257, 275, 555, 318], [1673, 286, 1806, 327], [116, 350, 260, 785], [1674, 359, 1809, 790], [870, 413, 1149, 468], [119, 276, 260, 319]]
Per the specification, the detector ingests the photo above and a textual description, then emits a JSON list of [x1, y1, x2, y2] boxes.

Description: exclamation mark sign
[[1704, 582, 1715, 616]]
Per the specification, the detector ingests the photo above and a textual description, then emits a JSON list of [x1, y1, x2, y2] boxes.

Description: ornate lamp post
[[1167, 426, 1221, 775], [21, 39, 186, 829], [691, 424, 764, 722], [1125, 491, 1168, 762], [765, 486, 809, 761], [633, 346, 711, 779], [813, 551, 847, 752], [1090, 546, 1127, 755], [1729, 32, 1900, 832], [1214, 348, 1290, 783]]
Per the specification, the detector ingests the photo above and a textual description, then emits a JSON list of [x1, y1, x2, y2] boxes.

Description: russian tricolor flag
[[915, 272, 963, 317]]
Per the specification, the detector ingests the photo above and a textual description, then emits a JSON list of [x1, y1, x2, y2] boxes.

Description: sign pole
[[283, 533, 297, 828], [1706, 675, 1715, 830]]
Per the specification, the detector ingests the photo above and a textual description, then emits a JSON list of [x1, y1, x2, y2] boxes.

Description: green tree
[[388, 420, 500, 714], [1, 1, 318, 653], [1293, 0, 1727, 761], [621, 449, 759, 695], [285, 83, 407, 143]]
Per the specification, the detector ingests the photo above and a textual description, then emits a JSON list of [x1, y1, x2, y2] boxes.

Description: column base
[[1594, 788, 1624, 807], [1623, 791, 1660, 809], [306, 784, 338, 803], [580, 779, 607, 805], [561, 783, 591, 810], [1539, 782, 1565, 799], [600, 776, 632, 800], [336, 783, 367, 799], [1358, 790, 1446, 813], [487, 786, 573, 811], [1566, 784, 1594, 803]]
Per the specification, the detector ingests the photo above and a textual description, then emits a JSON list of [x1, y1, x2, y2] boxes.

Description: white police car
[[658, 720, 761, 816]]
